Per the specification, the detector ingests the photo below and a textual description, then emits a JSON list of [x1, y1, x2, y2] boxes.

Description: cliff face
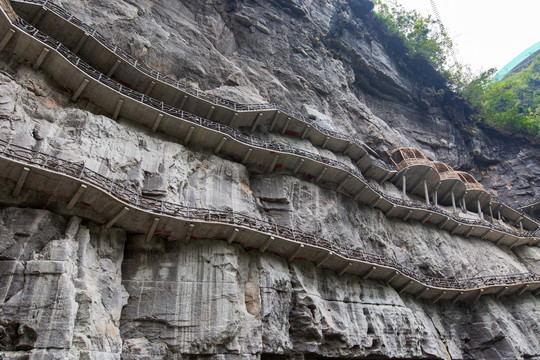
[[0, 0, 539, 359]]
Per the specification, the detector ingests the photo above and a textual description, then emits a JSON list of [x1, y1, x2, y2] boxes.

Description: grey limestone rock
[[0, 0, 539, 359]]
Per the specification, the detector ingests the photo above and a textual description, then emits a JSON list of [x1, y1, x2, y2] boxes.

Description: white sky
[[394, 0, 540, 73]]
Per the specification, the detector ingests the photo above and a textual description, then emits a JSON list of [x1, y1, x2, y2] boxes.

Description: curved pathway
[[1, 138, 539, 302]]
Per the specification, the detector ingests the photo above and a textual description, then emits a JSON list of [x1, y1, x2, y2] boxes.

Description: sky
[[394, 0, 540, 74]]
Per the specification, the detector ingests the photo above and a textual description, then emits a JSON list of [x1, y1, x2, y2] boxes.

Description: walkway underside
[[0, 140, 539, 303], [7, 0, 539, 236]]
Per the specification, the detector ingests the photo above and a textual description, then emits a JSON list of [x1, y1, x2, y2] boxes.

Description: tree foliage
[[477, 56, 540, 137], [372, 0, 454, 72], [372, 1, 540, 139]]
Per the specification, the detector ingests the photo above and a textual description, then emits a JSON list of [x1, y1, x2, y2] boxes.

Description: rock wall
[[1, 0, 540, 359]]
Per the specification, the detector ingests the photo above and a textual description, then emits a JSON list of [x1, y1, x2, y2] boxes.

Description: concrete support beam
[[250, 113, 263, 133], [385, 271, 399, 284], [316, 251, 332, 268], [288, 244, 304, 262], [242, 148, 253, 165], [31, 8, 47, 25], [13, 167, 30, 197], [214, 137, 227, 154], [489, 205, 494, 223], [517, 284, 530, 296], [321, 137, 330, 149], [424, 180, 429, 204], [481, 229, 492, 240], [338, 262, 352, 276], [452, 291, 464, 304], [293, 159, 304, 175], [281, 117, 291, 135], [229, 111, 238, 126], [403, 210, 413, 222], [465, 227, 474, 238], [316, 167, 328, 182], [402, 175, 407, 198], [152, 113, 163, 132], [337, 175, 351, 192], [496, 286, 509, 299], [369, 196, 382, 209], [268, 154, 279, 172], [105, 207, 129, 228], [184, 126, 195, 145], [179, 95, 188, 109], [107, 59, 121, 77], [145, 218, 160, 242], [451, 223, 460, 235], [510, 238, 520, 249], [432, 291, 446, 304], [496, 234, 507, 246], [71, 78, 89, 101], [144, 81, 156, 96], [66, 184, 87, 210], [462, 198, 467, 213], [439, 218, 450, 230], [259, 236, 274, 253], [73, 32, 89, 54], [0, 29, 16, 52], [477, 199, 484, 220], [475, 289, 484, 302], [344, 142, 354, 156], [227, 228, 239, 244], [33, 47, 49, 70], [112, 99, 124, 120], [451, 191, 457, 213], [386, 205, 396, 217], [398, 281, 413, 294], [300, 125, 311, 140], [362, 266, 377, 280], [519, 221, 524, 233], [183, 223, 194, 242], [385, 271, 398, 284], [269, 111, 280, 132], [433, 190, 438, 207], [421, 213, 432, 224], [206, 106, 216, 120], [415, 287, 429, 299], [534, 288, 540, 297], [354, 186, 368, 202]]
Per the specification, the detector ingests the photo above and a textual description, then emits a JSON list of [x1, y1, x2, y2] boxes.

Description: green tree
[[372, 0, 454, 72]]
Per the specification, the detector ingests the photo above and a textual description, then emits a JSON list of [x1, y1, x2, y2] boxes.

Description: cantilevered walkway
[[0, 1, 538, 249], [1, 138, 539, 303], [9, 0, 539, 238]]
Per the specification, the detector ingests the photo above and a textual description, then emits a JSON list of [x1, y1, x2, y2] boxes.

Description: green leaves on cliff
[[466, 56, 540, 137], [372, 0, 453, 72], [372, 1, 540, 138]]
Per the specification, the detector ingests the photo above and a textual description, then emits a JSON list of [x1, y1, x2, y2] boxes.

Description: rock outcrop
[[0, 0, 539, 359]]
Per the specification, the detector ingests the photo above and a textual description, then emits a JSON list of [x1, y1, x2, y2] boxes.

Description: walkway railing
[[5, 17, 540, 245], [1, 137, 539, 297]]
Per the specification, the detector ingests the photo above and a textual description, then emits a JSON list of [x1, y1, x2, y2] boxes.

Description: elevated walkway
[[0, 138, 539, 303], [0, 3, 537, 248]]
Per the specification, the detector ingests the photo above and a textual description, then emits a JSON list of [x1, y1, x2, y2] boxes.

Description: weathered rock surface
[[0, 0, 539, 359]]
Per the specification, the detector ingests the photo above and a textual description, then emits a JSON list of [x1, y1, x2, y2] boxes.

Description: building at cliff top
[[493, 40, 540, 81]]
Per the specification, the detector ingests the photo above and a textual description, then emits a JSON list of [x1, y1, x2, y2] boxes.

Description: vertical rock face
[[0, 0, 539, 359], [0, 208, 126, 359]]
